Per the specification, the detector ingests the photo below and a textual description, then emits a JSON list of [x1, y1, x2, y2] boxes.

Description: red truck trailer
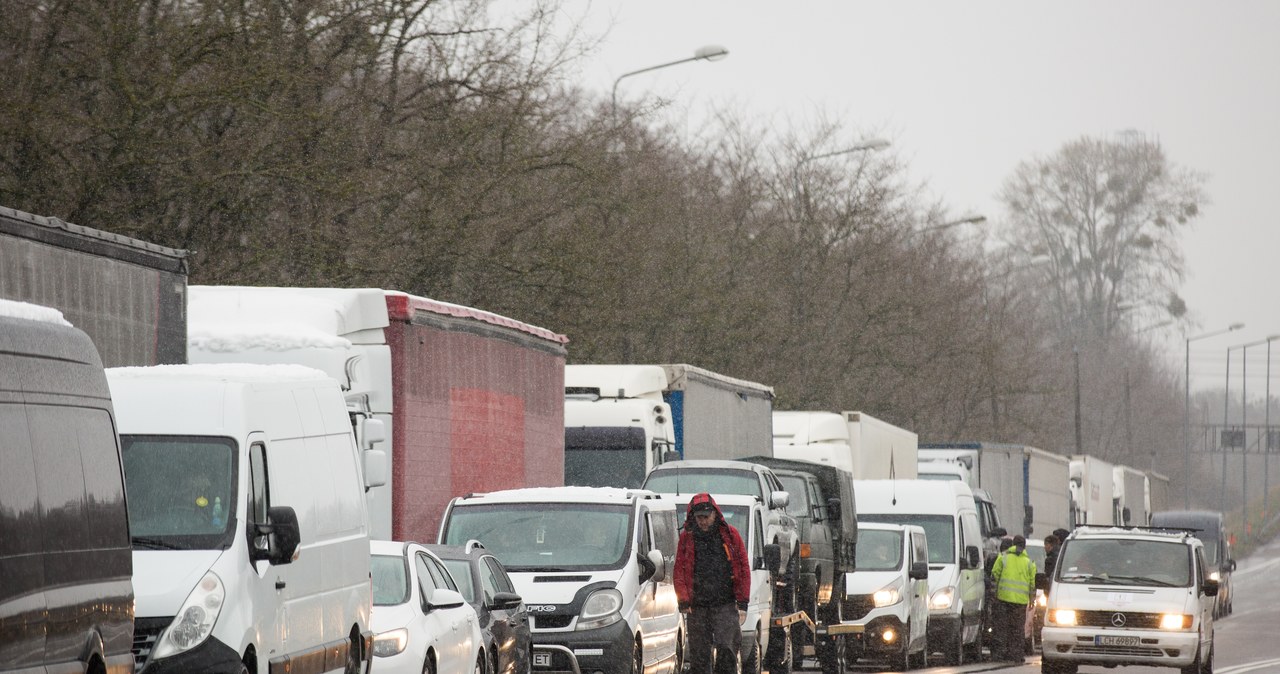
[[188, 286, 568, 542]]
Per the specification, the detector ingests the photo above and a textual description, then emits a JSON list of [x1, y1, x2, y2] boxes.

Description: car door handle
[[275, 579, 286, 590]]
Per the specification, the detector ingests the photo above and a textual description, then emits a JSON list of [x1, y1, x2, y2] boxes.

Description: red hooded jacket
[[673, 492, 751, 609]]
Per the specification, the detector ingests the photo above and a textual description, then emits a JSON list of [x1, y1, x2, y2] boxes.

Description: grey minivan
[[0, 299, 134, 673], [1151, 510, 1235, 617]]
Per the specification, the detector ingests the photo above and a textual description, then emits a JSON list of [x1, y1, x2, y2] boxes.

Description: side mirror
[[488, 591, 523, 611], [661, 450, 681, 463], [1122, 506, 1132, 525], [363, 448, 388, 489], [992, 527, 1008, 538], [965, 545, 981, 570], [426, 588, 467, 612], [762, 543, 782, 574], [361, 417, 387, 448], [770, 491, 790, 510], [825, 497, 841, 522], [1226, 559, 1237, 572], [253, 506, 301, 565], [1202, 577, 1220, 597], [645, 549, 666, 583], [909, 561, 929, 580]]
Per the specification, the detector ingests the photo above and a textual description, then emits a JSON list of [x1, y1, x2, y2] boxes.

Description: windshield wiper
[[1105, 575, 1180, 587], [131, 536, 186, 550]]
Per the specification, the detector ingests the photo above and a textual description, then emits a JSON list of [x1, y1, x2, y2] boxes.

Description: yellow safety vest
[[992, 550, 1036, 605]]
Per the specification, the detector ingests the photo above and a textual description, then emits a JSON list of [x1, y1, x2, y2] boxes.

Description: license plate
[[1096, 635, 1141, 647], [533, 653, 552, 668]]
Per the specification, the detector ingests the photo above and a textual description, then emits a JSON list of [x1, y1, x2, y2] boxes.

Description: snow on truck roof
[[188, 286, 566, 352], [107, 363, 333, 383], [0, 298, 73, 326]]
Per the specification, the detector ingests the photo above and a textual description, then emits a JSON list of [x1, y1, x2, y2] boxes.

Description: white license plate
[[1096, 635, 1141, 647], [533, 653, 552, 667]]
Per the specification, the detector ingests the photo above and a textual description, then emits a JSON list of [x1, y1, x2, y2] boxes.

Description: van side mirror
[[964, 545, 981, 570], [1202, 577, 1220, 597], [363, 449, 388, 490], [253, 506, 301, 565], [1122, 506, 1132, 525], [640, 549, 666, 583], [361, 417, 386, 447], [992, 527, 1007, 538], [909, 561, 929, 580], [762, 543, 782, 573], [661, 450, 681, 463], [770, 491, 790, 509]]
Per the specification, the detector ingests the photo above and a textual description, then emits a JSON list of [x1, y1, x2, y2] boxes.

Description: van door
[[909, 531, 930, 647], [958, 512, 984, 639], [1193, 548, 1214, 653], [248, 439, 289, 662]]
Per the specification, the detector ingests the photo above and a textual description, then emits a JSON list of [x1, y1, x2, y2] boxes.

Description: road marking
[[1216, 657, 1280, 673]]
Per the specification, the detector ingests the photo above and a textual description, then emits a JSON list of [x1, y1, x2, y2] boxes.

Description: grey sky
[[561, 0, 1280, 392]]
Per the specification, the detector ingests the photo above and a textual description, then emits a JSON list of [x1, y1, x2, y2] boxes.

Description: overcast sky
[[557, 0, 1280, 393]]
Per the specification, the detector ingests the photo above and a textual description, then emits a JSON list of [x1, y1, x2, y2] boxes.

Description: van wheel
[[912, 631, 928, 669], [423, 654, 437, 674], [818, 580, 845, 674], [943, 627, 963, 666], [629, 637, 642, 674], [891, 624, 911, 671], [344, 634, 362, 674], [741, 634, 762, 674], [474, 652, 486, 674]]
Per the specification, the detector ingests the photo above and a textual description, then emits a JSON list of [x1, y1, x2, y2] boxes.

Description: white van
[[109, 364, 385, 674], [438, 487, 681, 674], [853, 480, 985, 666], [844, 523, 930, 670]]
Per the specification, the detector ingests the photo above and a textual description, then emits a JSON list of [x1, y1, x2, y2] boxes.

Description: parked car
[[429, 541, 532, 674], [371, 540, 485, 674]]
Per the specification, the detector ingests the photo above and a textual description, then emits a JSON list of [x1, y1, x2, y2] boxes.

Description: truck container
[[563, 364, 774, 488], [1146, 471, 1172, 517], [1112, 464, 1149, 526], [0, 204, 188, 366], [1025, 447, 1071, 537], [773, 411, 917, 480], [1069, 455, 1115, 526], [187, 286, 568, 542], [919, 443, 1071, 539]]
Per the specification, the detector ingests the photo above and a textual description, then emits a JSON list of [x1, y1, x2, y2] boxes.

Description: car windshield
[[859, 514, 955, 564], [776, 475, 810, 517], [371, 554, 410, 605], [856, 529, 904, 571], [442, 503, 632, 571], [441, 558, 476, 604], [121, 435, 237, 550], [643, 469, 762, 500], [1024, 543, 1046, 569], [1057, 539, 1191, 586]]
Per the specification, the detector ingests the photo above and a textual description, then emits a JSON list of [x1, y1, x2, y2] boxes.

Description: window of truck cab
[[121, 435, 238, 550]]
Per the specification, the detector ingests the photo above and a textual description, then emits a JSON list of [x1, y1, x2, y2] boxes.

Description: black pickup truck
[[744, 456, 857, 672]]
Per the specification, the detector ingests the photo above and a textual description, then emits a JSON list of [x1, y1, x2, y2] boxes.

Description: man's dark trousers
[[990, 598, 1026, 661], [686, 603, 741, 674]]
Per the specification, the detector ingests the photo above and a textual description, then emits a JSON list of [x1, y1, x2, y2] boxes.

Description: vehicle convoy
[[773, 410, 918, 479], [563, 364, 775, 488], [0, 204, 189, 367], [1070, 455, 1116, 526], [188, 285, 569, 542], [742, 455, 858, 670], [110, 363, 378, 674], [918, 442, 1071, 541], [854, 479, 986, 666], [670, 493, 782, 674], [844, 523, 931, 670], [0, 299, 134, 674], [1151, 510, 1236, 618], [369, 540, 484, 674], [438, 487, 682, 674], [1113, 464, 1151, 526], [1041, 526, 1218, 674]]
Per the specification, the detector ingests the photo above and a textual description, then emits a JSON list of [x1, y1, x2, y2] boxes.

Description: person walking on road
[[675, 493, 751, 674], [991, 535, 1036, 662]]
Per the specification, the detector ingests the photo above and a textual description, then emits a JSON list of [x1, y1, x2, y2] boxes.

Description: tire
[[890, 621, 912, 671], [943, 625, 964, 667], [741, 634, 762, 674], [911, 630, 928, 670], [344, 634, 362, 674], [423, 654, 437, 674], [629, 638, 642, 674], [474, 653, 486, 674], [765, 624, 792, 674], [818, 578, 845, 674]]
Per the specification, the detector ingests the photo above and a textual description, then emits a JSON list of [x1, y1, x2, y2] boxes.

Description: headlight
[[873, 581, 903, 608], [1036, 591, 1047, 608], [928, 586, 954, 610], [577, 589, 623, 630], [372, 628, 408, 657], [1048, 609, 1077, 626], [1208, 570, 1221, 582], [153, 571, 225, 659], [1159, 614, 1192, 630]]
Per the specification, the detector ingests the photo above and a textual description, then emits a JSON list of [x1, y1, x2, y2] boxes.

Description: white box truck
[[1113, 464, 1150, 526], [563, 364, 775, 488], [772, 411, 917, 480], [919, 443, 1071, 539], [1069, 455, 1115, 526]]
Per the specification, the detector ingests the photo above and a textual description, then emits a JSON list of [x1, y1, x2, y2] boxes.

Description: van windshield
[[856, 529, 904, 571], [121, 435, 237, 550], [442, 503, 633, 572], [859, 514, 954, 565], [1058, 539, 1190, 586], [644, 469, 761, 500]]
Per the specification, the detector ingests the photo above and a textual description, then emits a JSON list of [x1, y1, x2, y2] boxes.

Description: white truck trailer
[[1113, 464, 1150, 526], [772, 410, 918, 480], [1069, 455, 1116, 526], [918, 443, 1071, 539], [563, 364, 775, 488]]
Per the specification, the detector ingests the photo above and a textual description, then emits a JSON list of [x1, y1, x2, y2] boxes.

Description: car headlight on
[[1048, 609, 1077, 626], [873, 581, 903, 608], [1208, 570, 1221, 582], [372, 628, 408, 657], [928, 586, 954, 610], [1159, 614, 1192, 630], [577, 588, 623, 630], [152, 571, 225, 659], [1036, 591, 1047, 608]]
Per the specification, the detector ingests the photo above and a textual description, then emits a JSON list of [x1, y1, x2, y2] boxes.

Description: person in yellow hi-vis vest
[[991, 535, 1037, 662]]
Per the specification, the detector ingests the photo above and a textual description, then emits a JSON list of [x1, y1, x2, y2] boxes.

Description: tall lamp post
[[1184, 323, 1244, 508], [1238, 334, 1280, 536], [792, 139, 892, 218], [610, 45, 729, 119], [914, 214, 988, 237]]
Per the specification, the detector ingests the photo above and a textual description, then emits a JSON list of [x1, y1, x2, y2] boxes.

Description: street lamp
[[791, 139, 892, 212], [1238, 334, 1280, 535], [1184, 323, 1243, 508], [610, 45, 729, 119], [913, 214, 988, 237]]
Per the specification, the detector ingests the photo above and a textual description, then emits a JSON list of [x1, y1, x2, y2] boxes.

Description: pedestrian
[[1042, 533, 1062, 585], [991, 535, 1036, 662], [675, 493, 751, 674]]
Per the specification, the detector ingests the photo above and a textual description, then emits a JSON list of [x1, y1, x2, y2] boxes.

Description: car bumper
[[1040, 627, 1200, 667], [531, 620, 634, 674], [139, 636, 243, 674], [848, 614, 910, 660]]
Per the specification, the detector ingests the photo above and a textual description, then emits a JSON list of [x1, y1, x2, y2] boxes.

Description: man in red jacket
[[675, 493, 751, 674]]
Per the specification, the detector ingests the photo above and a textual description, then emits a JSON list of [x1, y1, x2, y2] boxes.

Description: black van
[[1150, 509, 1235, 617], [0, 300, 134, 673]]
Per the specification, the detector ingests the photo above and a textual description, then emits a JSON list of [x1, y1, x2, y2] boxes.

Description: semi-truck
[[772, 411, 918, 480], [1113, 464, 1150, 526], [563, 364, 775, 488], [918, 442, 1071, 540], [1069, 455, 1116, 526], [1146, 470, 1172, 516], [0, 204, 188, 366], [187, 285, 569, 542]]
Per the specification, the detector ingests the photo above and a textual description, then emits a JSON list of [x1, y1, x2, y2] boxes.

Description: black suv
[[429, 541, 532, 674]]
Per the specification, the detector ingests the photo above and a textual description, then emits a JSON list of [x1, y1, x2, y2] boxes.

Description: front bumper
[[138, 635, 243, 674], [848, 615, 910, 661], [531, 620, 634, 674], [1040, 626, 1200, 668]]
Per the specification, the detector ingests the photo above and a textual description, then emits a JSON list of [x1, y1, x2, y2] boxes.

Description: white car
[[371, 540, 485, 674]]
